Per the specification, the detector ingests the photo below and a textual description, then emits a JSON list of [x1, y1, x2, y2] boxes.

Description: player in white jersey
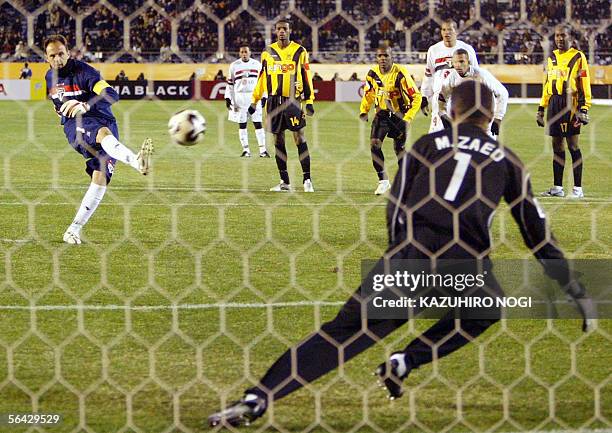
[[430, 49, 509, 137], [226, 45, 269, 158], [420, 19, 478, 127]]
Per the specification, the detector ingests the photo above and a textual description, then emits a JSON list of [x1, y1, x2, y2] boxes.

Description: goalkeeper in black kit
[[207, 81, 595, 428]]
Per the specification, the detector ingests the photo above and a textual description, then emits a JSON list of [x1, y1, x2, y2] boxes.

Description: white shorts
[[228, 92, 263, 123], [429, 112, 445, 133], [429, 112, 497, 138]]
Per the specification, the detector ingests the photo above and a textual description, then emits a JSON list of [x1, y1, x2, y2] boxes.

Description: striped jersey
[[45, 59, 116, 123], [360, 63, 422, 122], [540, 48, 592, 111], [227, 58, 261, 94], [252, 41, 314, 104], [421, 40, 478, 99]]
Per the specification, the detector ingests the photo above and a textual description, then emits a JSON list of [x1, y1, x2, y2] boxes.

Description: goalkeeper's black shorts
[[371, 110, 407, 141], [547, 95, 581, 137], [265, 96, 306, 134]]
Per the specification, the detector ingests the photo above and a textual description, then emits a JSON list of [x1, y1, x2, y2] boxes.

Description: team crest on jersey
[[56, 85, 65, 102]]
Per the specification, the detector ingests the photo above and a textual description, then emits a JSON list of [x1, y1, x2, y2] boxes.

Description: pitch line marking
[[0, 301, 346, 311]]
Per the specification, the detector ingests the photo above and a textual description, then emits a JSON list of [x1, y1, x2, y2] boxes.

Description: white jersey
[[421, 40, 478, 100], [432, 65, 509, 121], [227, 58, 261, 95]]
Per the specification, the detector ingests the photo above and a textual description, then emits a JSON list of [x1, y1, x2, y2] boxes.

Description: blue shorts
[[64, 116, 118, 184]]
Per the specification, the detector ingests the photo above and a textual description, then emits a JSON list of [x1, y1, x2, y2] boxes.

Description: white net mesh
[[0, 0, 611, 432]]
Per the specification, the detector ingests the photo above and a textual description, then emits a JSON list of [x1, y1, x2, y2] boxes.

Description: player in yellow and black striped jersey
[[537, 25, 592, 199], [249, 20, 315, 192], [359, 45, 422, 195]]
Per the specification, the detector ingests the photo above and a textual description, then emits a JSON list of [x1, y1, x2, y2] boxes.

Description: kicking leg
[[96, 127, 152, 175]]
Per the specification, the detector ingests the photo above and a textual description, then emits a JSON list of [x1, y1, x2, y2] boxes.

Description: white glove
[[60, 100, 90, 118]]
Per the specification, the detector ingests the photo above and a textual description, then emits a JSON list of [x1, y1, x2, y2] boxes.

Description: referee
[[208, 81, 594, 428]]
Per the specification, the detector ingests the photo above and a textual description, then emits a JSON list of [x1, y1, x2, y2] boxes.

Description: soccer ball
[[168, 109, 206, 146]]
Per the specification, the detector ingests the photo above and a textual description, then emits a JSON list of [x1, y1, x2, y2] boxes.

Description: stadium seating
[[0, 0, 610, 64]]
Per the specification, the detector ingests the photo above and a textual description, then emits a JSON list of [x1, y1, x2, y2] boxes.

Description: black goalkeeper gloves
[[536, 106, 545, 127], [225, 98, 232, 110], [420, 97, 430, 116], [574, 108, 589, 126], [491, 119, 501, 136], [248, 104, 256, 115], [305, 104, 314, 116]]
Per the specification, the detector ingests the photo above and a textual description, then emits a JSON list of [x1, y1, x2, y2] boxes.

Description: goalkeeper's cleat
[[375, 352, 411, 400], [303, 179, 314, 193], [270, 182, 291, 192], [259, 151, 271, 158], [374, 179, 391, 195], [240, 150, 251, 158], [208, 393, 267, 428], [541, 186, 565, 197], [568, 186, 584, 199], [137, 138, 154, 175], [63, 229, 82, 245]]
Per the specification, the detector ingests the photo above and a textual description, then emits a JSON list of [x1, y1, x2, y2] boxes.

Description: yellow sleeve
[[578, 52, 592, 110], [400, 71, 422, 122], [251, 52, 268, 104], [539, 57, 552, 108], [93, 80, 111, 95], [300, 49, 315, 104], [359, 73, 375, 115]]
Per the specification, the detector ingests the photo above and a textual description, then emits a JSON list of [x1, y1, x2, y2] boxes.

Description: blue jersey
[[45, 59, 118, 125]]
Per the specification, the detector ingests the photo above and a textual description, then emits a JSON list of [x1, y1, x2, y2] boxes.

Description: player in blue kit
[[44, 34, 153, 244]]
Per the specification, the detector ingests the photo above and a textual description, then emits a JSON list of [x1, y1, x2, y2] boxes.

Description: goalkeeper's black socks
[[553, 150, 565, 187], [297, 142, 311, 182], [372, 147, 385, 180], [569, 148, 583, 187]]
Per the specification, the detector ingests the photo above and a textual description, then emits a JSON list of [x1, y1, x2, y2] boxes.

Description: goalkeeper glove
[[248, 104, 256, 115], [440, 112, 452, 129], [225, 98, 232, 110], [420, 97, 430, 116], [305, 104, 314, 116], [359, 113, 368, 122], [536, 106, 545, 127], [574, 108, 589, 126], [260, 97, 267, 108], [491, 119, 501, 136], [563, 280, 597, 332], [60, 100, 90, 118]]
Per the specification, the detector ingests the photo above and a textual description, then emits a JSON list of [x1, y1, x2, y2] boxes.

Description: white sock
[[389, 353, 408, 377], [255, 128, 266, 153], [100, 135, 139, 170], [69, 182, 106, 233], [239, 129, 249, 151]]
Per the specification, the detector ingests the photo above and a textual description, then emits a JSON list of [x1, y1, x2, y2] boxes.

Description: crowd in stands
[[1, 0, 610, 65]]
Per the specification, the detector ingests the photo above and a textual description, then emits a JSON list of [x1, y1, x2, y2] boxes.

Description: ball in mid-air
[[168, 109, 206, 146]]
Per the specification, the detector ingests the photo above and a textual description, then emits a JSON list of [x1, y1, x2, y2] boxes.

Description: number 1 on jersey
[[443, 152, 472, 201]]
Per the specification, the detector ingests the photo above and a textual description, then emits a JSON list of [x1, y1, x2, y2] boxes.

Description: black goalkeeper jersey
[[386, 124, 568, 282]]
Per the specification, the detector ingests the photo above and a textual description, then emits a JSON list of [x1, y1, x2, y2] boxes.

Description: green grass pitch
[[0, 100, 611, 432]]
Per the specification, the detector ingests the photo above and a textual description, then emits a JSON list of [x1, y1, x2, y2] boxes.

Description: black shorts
[[371, 110, 407, 141], [547, 95, 581, 137], [266, 96, 306, 134]]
